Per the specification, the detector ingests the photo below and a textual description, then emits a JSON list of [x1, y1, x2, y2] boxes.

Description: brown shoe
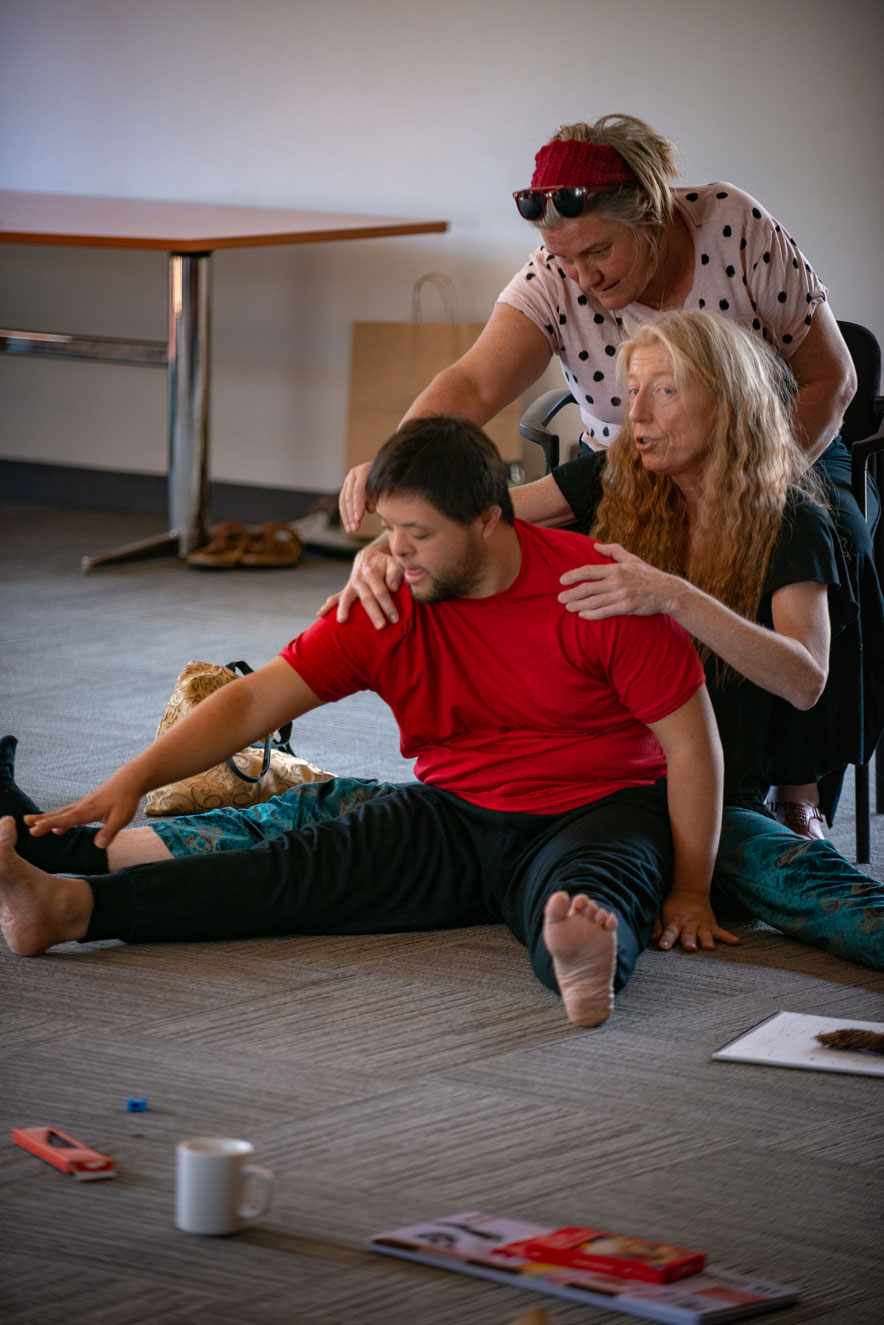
[[240, 522, 304, 569], [187, 522, 251, 570], [766, 800, 826, 840]]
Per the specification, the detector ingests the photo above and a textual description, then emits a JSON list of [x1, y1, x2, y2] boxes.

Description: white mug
[[175, 1137, 274, 1236]]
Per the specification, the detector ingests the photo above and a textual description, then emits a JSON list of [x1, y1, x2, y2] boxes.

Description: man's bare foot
[[0, 816, 93, 955], [543, 890, 617, 1028]]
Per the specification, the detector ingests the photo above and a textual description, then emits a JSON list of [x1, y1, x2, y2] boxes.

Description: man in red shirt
[[0, 419, 732, 1028]]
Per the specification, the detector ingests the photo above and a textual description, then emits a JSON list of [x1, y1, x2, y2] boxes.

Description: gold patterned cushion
[[144, 661, 333, 816]]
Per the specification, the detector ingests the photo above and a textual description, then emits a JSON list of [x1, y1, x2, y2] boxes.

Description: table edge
[[0, 220, 449, 252]]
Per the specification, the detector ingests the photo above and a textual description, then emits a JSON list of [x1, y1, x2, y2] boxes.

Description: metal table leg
[[81, 251, 212, 571], [166, 252, 211, 558]]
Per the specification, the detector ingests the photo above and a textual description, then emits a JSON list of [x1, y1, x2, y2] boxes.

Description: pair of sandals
[[187, 521, 303, 570]]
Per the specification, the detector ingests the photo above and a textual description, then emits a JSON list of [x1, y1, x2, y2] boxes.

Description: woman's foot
[[0, 817, 93, 956], [542, 890, 617, 1028], [766, 801, 826, 840], [766, 782, 825, 841]]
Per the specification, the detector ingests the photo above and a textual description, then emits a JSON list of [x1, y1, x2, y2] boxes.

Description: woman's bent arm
[[787, 303, 857, 464], [560, 544, 830, 709], [339, 305, 552, 532]]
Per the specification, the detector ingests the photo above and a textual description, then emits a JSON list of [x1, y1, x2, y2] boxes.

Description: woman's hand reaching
[[338, 461, 373, 534], [317, 539, 403, 629]]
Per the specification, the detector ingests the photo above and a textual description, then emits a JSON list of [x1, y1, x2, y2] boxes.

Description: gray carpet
[[2, 501, 883, 1325]]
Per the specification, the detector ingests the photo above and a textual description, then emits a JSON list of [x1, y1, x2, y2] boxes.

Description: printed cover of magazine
[[368, 1212, 799, 1324]]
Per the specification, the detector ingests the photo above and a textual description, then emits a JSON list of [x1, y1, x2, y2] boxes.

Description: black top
[[552, 450, 858, 809]]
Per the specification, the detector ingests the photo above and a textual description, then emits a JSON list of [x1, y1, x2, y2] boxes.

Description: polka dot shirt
[[497, 183, 828, 446]]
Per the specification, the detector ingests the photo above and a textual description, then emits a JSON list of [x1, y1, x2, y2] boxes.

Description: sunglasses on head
[[513, 186, 596, 221]]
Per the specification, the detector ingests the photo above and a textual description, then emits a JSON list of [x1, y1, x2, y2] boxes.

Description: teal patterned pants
[[711, 806, 883, 969]]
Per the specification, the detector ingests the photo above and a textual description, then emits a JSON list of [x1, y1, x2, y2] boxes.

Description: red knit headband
[[530, 139, 639, 191]]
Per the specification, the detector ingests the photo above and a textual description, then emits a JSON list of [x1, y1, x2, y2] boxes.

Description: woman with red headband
[[334, 113, 882, 838]]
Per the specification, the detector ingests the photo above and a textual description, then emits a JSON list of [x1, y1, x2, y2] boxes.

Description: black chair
[[518, 321, 884, 861], [839, 321, 884, 860], [518, 388, 577, 475]]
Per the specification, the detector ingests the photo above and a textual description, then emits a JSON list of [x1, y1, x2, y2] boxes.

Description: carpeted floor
[[2, 501, 882, 1325]]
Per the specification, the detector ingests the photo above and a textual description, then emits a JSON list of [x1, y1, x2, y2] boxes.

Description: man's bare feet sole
[[0, 816, 91, 955], [543, 890, 617, 1027]]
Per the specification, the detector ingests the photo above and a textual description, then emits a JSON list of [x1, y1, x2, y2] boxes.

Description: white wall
[[1, 0, 882, 491]]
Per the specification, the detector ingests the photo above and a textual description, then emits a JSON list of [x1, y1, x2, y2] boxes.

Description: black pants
[[86, 782, 673, 995], [815, 435, 879, 544]]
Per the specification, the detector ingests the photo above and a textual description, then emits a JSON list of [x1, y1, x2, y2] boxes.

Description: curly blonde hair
[[591, 311, 820, 671]]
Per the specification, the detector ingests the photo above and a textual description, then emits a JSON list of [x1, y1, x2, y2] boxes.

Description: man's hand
[[24, 659, 323, 851], [317, 540, 402, 629], [653, 893, 740, 953], [558, 543, 678, 619], [25, 771, 144, 850], [338, 461, 373, 534]]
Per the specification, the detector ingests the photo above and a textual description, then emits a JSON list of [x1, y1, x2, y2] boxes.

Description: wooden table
[[0, 191, 448, 569]]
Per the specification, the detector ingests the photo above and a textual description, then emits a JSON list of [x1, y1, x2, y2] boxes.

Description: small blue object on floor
[[126, 1098, 149, 1112]]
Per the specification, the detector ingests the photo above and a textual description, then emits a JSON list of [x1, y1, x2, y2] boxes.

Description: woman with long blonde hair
[[591, 311, 805, 636], [556, 312, 848, 822]]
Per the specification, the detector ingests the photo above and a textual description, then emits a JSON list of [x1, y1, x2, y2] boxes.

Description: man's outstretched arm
[[646, 686, 738, 953], [26, 657, 322, 848]]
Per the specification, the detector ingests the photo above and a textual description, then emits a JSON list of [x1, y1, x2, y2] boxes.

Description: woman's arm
[[511, 474, 577, 527], [338, 304, 552, 532], [787, 302, 857, 464], [401, 302, 554, 426], [559, 543, 830, 709]]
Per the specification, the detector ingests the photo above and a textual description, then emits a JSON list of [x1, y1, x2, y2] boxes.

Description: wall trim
[[1, 459, 325, 524]]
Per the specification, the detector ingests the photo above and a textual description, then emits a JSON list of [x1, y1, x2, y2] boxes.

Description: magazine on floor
[[368, 1212, 799, 1325]]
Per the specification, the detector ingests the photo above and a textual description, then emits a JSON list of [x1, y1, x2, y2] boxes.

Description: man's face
[[377, 493, 489, 603]]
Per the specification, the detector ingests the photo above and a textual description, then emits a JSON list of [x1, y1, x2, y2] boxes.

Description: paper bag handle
[[412, 273, 459, 325]]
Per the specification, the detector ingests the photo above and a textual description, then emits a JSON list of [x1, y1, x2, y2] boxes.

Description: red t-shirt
[[281, 520, 705, 814]]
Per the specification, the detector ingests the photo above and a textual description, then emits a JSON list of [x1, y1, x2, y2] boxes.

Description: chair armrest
[[518, 390, 576, 473], [850, 425, 884, 518]]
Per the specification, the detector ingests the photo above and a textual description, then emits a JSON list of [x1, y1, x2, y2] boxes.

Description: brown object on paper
[[816, 1028, 884, 1054], [345, 274, 528, 536]]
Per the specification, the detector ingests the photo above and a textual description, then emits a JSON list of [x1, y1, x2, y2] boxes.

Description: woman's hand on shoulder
[[558, 542, 680, 619], [317, 538, 403, 629]]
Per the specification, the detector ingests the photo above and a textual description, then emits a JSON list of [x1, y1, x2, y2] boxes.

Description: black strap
[[222, 661, 294, 783]]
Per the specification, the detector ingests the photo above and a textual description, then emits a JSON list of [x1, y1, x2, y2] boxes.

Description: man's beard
[[411, 570, 478, 603], [405, 539, 485, 604]]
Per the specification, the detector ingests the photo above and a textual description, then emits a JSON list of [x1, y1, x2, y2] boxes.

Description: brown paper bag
[[345, 274, 528, 536]]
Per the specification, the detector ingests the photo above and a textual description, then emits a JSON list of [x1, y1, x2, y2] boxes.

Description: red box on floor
[[12, 1126, 116, 1181], [496, 1225, 706, 1283]]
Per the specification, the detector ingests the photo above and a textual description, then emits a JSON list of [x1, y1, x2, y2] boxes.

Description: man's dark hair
[[365, 416, 515, 525]]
